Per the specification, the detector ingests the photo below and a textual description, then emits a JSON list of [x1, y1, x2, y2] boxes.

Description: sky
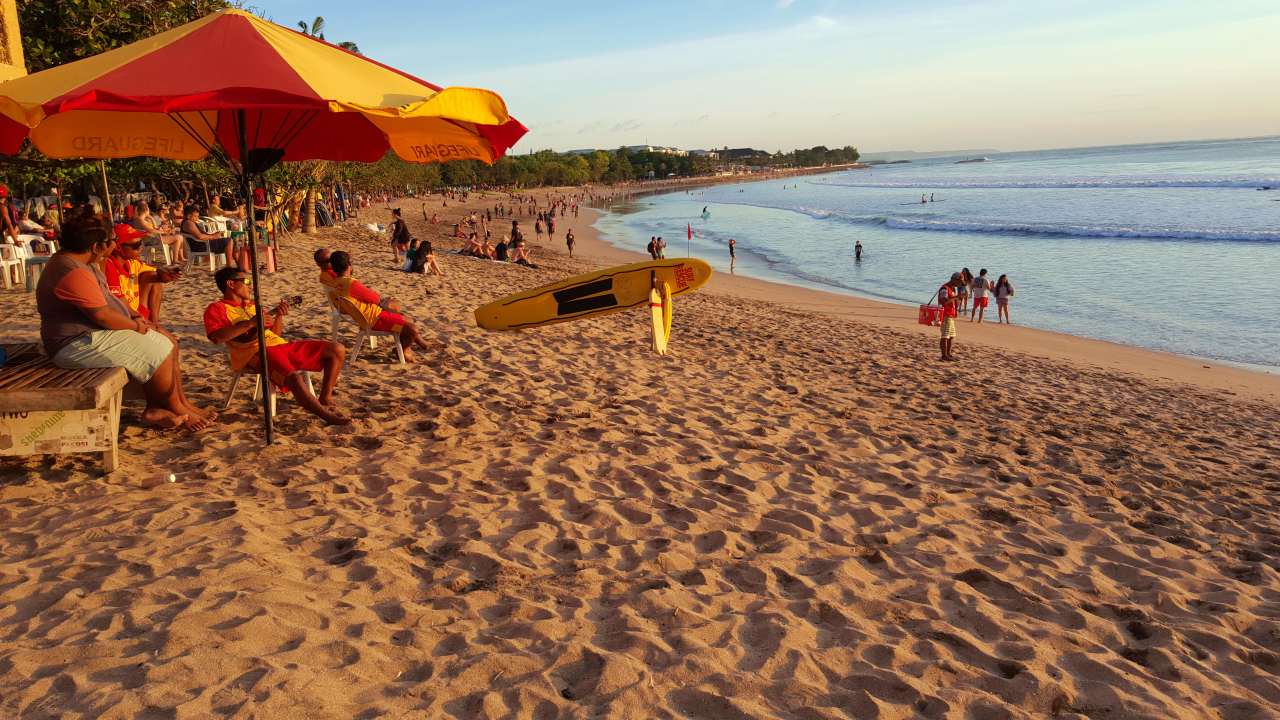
[[253, 0, 1280, 154]]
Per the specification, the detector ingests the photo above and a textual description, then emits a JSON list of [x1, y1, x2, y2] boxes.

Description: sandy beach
[[2, 189, 1279, 719]]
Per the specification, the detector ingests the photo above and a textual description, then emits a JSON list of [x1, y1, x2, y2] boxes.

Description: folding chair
[[221, 350, 316, 415], [329, 296, 404, 367]]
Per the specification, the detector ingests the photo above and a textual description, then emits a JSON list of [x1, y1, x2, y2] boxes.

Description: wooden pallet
[[0, 342, 128, 474]]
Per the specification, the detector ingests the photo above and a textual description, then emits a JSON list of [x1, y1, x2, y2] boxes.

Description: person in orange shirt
[[103, 224, 180, 322], [326, 250, 438, 362], [204, 266, 350, 425]]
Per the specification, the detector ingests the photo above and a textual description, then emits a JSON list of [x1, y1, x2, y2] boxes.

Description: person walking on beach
[[647, 236, 657, 260], [565, 229, 575, 258], [957, 268, 973, 314], [854, 240, 862, 261], [937, 272, 962, 361], [728, 238, 736, 271], [969, 268, 993, 322], [994, 274, 1015, 324], [656, 237, 667, 259], [534, 217, 544, 243]]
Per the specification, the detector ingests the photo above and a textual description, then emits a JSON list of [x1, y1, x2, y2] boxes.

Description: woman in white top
[[994, 274, 1014, 324]]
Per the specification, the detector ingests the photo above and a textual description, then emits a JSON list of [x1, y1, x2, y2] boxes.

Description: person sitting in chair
[[204, 266, 350, 425], [326, 250, 440, 363], [180, 204, 233, 268], [103, 223, 181, 323]]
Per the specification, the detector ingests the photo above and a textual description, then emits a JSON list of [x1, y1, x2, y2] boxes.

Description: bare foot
[[316, 405, 351, 425], [141, 407, 187, 429], [401, 349, 417, 363], [181, 414, 211, 432], [183, 402, 218, 423]]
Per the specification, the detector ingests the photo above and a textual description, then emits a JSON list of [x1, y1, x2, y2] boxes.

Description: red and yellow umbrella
[[0, 8, 527, 165]]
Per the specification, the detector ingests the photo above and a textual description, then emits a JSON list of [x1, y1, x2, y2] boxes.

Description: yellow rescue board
[[650, 283, 672, 355], [474, 258, 712, 331]]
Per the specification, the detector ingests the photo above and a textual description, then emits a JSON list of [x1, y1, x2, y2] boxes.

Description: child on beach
[[995, 274, 1014, 323]]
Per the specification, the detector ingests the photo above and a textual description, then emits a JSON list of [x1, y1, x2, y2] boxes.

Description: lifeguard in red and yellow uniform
[[204, 266, 350, 425], [325, 250, 440, 363]]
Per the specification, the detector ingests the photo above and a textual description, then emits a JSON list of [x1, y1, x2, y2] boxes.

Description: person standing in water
[[728, 238, 736, 271], [855, 240, 863, 261]]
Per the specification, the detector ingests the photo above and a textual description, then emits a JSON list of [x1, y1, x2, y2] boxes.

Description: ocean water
[[593, 137, 1280, 371]]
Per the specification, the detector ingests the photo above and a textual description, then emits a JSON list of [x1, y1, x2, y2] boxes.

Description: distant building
[[689, 149, 720, 159], [624, 145, 688, 157]]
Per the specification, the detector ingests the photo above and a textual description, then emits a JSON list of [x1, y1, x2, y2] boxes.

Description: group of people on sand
[[459, 220, 537, 267], [934, 267, 1015, 361], [34, 215, 357, 430]]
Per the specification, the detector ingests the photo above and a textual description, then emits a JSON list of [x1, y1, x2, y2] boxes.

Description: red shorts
[[372, 311, 406, 333], [253, 340, 329, 391], [974, 297, 989, 309]]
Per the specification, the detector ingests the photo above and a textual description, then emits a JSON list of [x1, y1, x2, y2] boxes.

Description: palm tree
[[297, 16, 325, 40], [296, 17, 360, 54]]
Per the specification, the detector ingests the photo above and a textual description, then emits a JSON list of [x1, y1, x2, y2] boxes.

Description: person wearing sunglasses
[[103, 224, 181, 323], [204, 266, 350, 425]]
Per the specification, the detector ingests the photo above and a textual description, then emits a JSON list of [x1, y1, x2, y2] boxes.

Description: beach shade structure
[[0, 8, 527, 443]]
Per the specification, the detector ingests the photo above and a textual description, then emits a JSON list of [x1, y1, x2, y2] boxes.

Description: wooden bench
[[0, 343, 128, 474]]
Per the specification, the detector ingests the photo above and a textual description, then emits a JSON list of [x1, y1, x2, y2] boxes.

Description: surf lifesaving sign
[[474, 258, 712, 331]]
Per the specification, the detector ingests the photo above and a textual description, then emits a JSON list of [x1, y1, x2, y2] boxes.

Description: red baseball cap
[[113, 223, 147, 243]]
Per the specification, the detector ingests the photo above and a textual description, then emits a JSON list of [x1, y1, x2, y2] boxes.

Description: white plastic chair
[[184, 233, 225, 271], [143, 235, 172, 265], [0, 244, 25, 289], [329, 296, 404, 367], [221, 350, 316, 415]]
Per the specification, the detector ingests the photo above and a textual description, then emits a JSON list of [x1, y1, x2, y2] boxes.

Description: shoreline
[[571, 200, 1280, 405]]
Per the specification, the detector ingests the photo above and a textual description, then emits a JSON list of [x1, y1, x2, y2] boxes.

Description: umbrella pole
[[237, 110, 274, 445], [99, 160, 114, 220]]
